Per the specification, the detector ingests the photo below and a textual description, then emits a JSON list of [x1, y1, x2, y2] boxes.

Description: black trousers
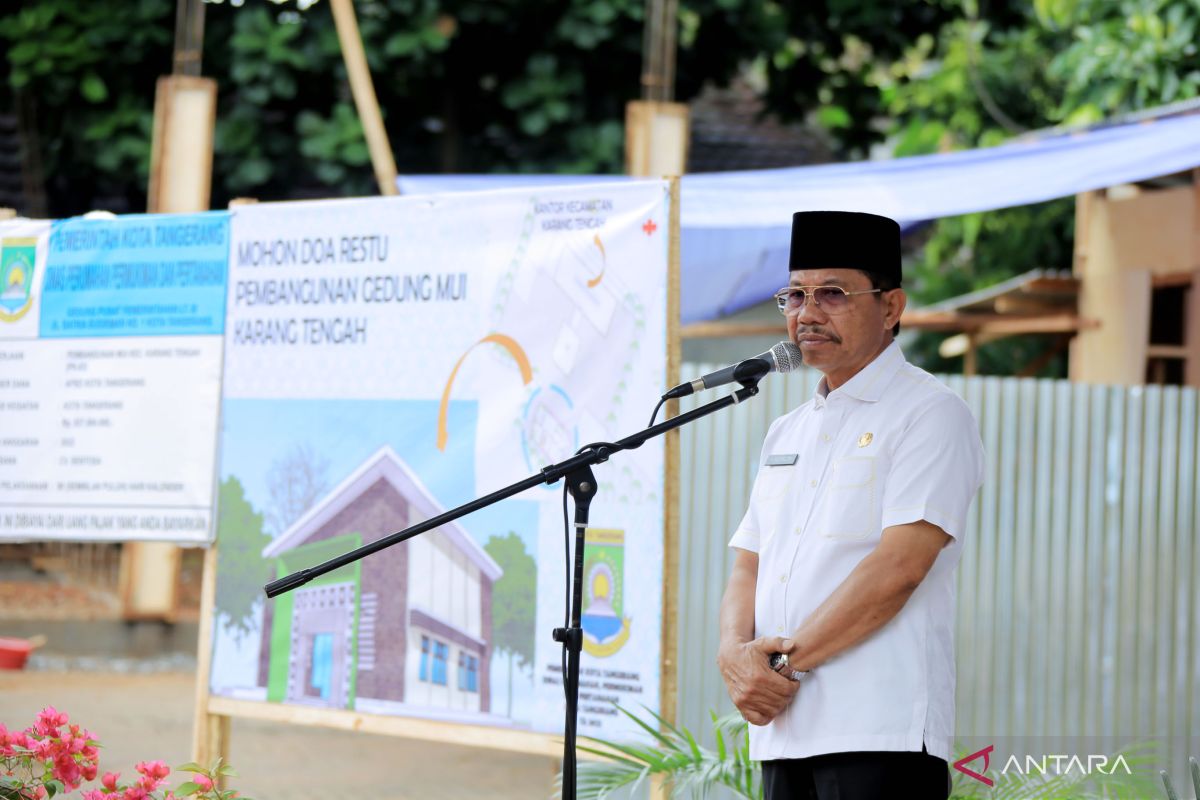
[[762, 748, 951, 800]]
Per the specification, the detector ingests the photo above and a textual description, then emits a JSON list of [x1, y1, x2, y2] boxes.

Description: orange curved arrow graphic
[[437, 333, 533, 451], [585, 234, 606, 288]]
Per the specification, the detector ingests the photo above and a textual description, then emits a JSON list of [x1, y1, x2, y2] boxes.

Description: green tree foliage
[[1, 0, 784, 215], [1039, 0, 1200, 125], [872, 1, 1200, 375], [751, 0, 975, 156], [483, 531, 536, 717], [213, 476, 272, 638], [6, 0, 1199, 376], [0, 0, 171, 213]]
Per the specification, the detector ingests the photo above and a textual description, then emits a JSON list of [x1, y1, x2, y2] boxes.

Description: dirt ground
[[0, 670, 561, 799]]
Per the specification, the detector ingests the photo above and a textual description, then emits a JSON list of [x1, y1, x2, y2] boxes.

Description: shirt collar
[[814, 341, 905, 405]]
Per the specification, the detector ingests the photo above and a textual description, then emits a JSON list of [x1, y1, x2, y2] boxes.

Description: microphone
[[663, 341, 802, 399]]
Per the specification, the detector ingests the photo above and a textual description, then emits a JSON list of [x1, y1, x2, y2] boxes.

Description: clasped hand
[[716, 636, 800, 726]]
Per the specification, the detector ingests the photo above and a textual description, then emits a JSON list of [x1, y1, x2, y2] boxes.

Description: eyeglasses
[[774, 285, 882, 315]]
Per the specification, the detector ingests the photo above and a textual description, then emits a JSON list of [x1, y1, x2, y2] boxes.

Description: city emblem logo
[[0, 237, 37, 322], [581, 528, 632, 657]]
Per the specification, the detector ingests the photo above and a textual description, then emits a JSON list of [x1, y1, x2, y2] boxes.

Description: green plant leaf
[[817, 104, 852, 129], [80, 73, 107, 102]]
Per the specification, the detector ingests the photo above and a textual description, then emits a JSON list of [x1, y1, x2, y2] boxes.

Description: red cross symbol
[[642, 218, 658, 236]]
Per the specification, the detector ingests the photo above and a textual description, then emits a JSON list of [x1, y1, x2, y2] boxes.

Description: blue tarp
[[399, 112, 1200, 323]]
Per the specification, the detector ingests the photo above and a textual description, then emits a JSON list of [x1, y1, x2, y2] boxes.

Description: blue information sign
[[40, 213, 230, 338]]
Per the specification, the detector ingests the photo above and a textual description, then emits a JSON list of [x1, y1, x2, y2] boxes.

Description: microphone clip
[[732, 358, 771, 388]]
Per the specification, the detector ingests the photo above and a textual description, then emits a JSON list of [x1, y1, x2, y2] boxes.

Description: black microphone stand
[[263, 377, 763, 800]]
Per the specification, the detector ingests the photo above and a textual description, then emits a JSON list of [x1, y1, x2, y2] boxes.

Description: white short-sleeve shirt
[[729, 342, 984, 763]]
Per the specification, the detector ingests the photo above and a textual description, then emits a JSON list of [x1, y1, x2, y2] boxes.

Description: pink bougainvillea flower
[[102, 772, 121, 791], [193, 773, 214, 791], [35, 707, 68, 735], [7, 730, 30, 751], [53, 753, 82, 786], [134, 760, 170, 781]]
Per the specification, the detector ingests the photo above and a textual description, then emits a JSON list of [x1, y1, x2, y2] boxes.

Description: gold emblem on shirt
[[857, 432, 874, 448]]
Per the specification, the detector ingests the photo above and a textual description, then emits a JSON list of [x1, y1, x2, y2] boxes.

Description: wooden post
[[1189, 170, 1200, 387], [641, 0, 679, 102], [329, 0, 399, 196], [190, 544, 230, 782], [147, 75, 217, 214], [651, 176, 682, 800], [963, 334, 978, 378], [625, 101, 689, 178], [1192, 169, 1200, 258], [118, 542, 182, 621], [172, 0, 206, 77]]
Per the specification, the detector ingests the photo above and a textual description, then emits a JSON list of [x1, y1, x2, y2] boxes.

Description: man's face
[[785, 268, 905, 389]]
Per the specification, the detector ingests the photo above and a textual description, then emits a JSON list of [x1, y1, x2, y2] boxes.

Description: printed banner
[[208, 182, 669, 740], [0, 213, 229, 543]]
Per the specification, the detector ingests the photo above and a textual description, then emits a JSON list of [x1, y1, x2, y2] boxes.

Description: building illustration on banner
[[256, 446, 503, 718]]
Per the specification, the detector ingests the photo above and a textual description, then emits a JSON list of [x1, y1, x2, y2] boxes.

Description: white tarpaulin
[[400, 111, 1200, 322]]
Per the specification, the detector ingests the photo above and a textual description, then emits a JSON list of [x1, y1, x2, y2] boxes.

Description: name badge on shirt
[[765, 453, 798, 466]]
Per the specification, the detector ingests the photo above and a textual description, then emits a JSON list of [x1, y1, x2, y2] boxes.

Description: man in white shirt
[[717, 211, 985, 799]]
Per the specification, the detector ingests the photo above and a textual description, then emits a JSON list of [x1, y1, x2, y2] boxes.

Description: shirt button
[[821, 434, 830, 442], [779, 573, 787, 583], [810, 479, 817, 488]]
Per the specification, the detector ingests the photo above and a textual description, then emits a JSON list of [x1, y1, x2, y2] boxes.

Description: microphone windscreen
[[770, 341, 804, 373]]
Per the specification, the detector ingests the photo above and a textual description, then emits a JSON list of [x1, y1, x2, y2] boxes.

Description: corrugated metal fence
[[676, 365, 1199, 778]]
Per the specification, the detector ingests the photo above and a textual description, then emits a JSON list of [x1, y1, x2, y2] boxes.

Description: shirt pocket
[[753, 465, 796, 546], [755, 464, 795, 503], [817, 456, 878, 540]]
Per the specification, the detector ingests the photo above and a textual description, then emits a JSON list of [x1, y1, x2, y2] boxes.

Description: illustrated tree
[[213, 476, 272, 638], [264, 442, 330, 536], [484, 531, 536, 718]]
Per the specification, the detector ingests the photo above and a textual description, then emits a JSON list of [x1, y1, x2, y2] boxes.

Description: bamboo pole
[[190, 544, 228, 779], [329, 0, 399, 196], [651, 176, 683, 800]]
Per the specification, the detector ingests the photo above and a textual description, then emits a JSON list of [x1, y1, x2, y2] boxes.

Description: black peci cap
[[788, 211, 902, 285]]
